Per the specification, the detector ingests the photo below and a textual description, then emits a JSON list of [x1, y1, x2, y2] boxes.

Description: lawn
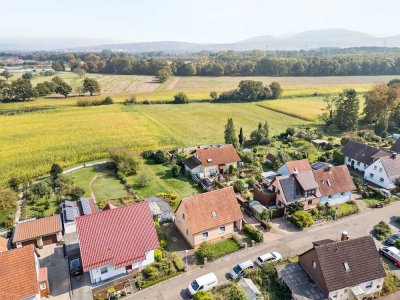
[[336, 201, 359, 217], [363, 197, 397, 206], [0, 102, 309, 184], [196, 238, 241, 264], [70, 164, 128, 205], [128, 160, 200, 209]]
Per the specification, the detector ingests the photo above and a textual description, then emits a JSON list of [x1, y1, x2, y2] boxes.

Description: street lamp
[[185, 249, 189, 272]]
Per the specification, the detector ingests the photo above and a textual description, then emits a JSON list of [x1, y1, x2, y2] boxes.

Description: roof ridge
[[314, 235, 370, 248]]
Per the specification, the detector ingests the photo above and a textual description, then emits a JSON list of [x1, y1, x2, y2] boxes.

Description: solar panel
[[280, 177, 298, 203], [65, 206, 76, 221], [81, 198, 92, 215], [65, 200, 74, 207]]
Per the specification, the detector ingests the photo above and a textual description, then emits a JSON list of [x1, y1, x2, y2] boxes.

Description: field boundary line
[[255, 103, 315, 122]]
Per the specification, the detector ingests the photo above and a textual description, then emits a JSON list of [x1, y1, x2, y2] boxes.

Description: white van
[[229, 260, 254, 279], [188, 272, 218, 297]]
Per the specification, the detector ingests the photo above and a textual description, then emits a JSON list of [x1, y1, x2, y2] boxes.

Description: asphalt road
[[129, 202, 400, 300]]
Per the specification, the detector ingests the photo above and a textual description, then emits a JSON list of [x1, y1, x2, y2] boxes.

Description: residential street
[[129, 201, 400, 300]]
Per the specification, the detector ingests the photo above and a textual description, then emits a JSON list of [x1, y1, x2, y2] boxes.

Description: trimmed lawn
[[212, 238, 241, 258], [337, 202, 358, 217], [363, 197, 397, 206], [71, 164, 128, 204], [128, 160, 200, 210]]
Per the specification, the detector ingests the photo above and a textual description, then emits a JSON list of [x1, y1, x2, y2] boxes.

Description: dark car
[[385, 233, 400, 246], [69, 257, 83, 277]]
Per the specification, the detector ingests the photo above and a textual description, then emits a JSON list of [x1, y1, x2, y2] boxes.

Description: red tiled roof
[[76, 202, 159, 271], [313, 166, 356, 197], [13, 215, 62, 244], [0, 245, 39, 300], [179, 187, 243, 234], [285, 159, 312, 174], [0, 236, 7, 252], [194, 144, 240, 167]]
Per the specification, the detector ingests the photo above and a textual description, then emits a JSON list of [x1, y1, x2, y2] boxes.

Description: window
[[39, 283, 47, 290], [370, 173, 374, 178], [380, 177, 384, 183], [100, 267, 108, 274], [202, 232, 208, 239], [308, 199, 313, 205], [182, 213, 185, 219], [379, 168, 383, 173], [328, 195, 332, 199], [312, 261, 316, 269], [357, 161, 361, 166], [219, 226, 226, 233], [211, 211, 217, 218], [341, 192, 345, 196], [374, 165, 377, 170], [186, 229, 189, 235], [344, 262, 350, 272], [327, 179, 332, 187], [366, 281, 373, 288]]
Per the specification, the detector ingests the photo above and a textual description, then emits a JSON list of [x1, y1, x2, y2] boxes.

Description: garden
[[195, 238, 241, 264]]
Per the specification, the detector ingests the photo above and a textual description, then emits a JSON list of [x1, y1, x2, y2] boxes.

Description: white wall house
[[89, 250, 155, 284], [319, 191, 353, 206], [364, 156, 398, 189], [327, 278, 384, 300], [344, 156, 369, 172]]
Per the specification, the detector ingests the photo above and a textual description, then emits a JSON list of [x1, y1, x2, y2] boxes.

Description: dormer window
[[344, 262, 350, 272], [312, 260, 316, 269], [207, 158, 213, 163], [326, 180, 332, 187], [211, 211, 217, 218]]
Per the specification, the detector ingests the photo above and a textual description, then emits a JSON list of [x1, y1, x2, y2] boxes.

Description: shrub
[[291, 210, 313, 229], [195, 242, 217, 263], [173, 92, 189, 104], [160, 239, 167, 249], [171, 165, 181, 177], [193, 291, 212, 300], [103, 96, 113, 104], [154, 249, 163, 262], [136, 172, 154, 187], [124, 95, 137, 104], [243, 224, 263, 242], [228, 164, 235, 174], [374, 221, 392, 240], [173, 254, 185, 272]]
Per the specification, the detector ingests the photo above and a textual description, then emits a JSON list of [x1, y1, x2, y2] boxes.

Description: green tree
[[22, 72, 33, 80], [238, 80, 265, 101], [291, 210, 313, 229], [136, 172, 154, 187], [50, 163, 63, 178], [171, 165, 181, 177], [9, 79, 37, 101], [250, 121, 270, 145], [224, 118, 238, 148], [55, 82, 72, 98], [35, 82, 52, 97], [364, 84, 400, 124], [210, 91, 218, 100], [320, 95, 337, 127], [155, 68, 171, 83], [173, 92, 189, 104], [334, 89, 360, 132], [238, 127, 244, 146], [67, 186, 85, 201], [51, 61, 65, 71], [82, 78, 101, 96], [110, 148, 140, 176], [287, 202, 305, 214], [228, 283, 247, 300], [269, 81, 282, 99]]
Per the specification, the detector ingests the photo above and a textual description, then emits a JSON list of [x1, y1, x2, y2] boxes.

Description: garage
[[42, 234, 58, 246], [21, 239, 37, 247]]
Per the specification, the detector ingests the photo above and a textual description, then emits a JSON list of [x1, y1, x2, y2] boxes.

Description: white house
[[76, 202, 159, 284], [364, 152, 400, 189], [183, 144, 240, 178], [313, 165, 356, 205], [342, 140, 390, 173]]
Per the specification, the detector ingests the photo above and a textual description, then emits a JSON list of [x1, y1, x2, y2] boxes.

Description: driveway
[[127, 201, 400, 300], [38, 244, 71, 300], [70, 272, 92, 300]]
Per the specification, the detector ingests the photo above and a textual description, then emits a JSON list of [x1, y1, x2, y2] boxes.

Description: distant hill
[[2, 29, 400, 52]]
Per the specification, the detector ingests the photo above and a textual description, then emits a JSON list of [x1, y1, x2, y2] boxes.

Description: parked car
[[379, 188, 392, 198], [385, 233, 400, 245], [69, 257, 83, 277], [371, 202, 384, 208], [379, 246, 400, 267], [188, 272, 218, 297], [229, 260, 254, 279], [256, 252, 282, 266]]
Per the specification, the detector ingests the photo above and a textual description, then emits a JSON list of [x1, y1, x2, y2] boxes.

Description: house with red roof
[[182, 144, 241, 178], [76, 202, 159, 284]]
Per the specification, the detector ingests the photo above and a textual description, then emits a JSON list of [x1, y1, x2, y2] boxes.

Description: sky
[[1, 0, 399, 44]]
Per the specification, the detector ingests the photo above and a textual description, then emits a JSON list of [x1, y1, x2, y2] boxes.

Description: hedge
[[243, 224, 263, 242]]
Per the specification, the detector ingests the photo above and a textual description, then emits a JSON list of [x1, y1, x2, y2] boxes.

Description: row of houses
[[343, 140, 400, 190]]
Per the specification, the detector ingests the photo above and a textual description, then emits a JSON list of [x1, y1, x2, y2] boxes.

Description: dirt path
[[88, 174, 102, 203], [14, 191, 24, 224]]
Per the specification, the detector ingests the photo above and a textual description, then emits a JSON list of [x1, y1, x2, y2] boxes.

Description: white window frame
[[39, 283, 47, 290], [100, 266, 108, 274], [202, 232, 209, 239], [219, 226, 225, 233]]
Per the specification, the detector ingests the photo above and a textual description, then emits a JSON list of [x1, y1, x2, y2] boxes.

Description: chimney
[[341, 231, 349, 241], [325, 164, 332, 172], [392, 152, 397, 160], [293, 168, 299, 176]]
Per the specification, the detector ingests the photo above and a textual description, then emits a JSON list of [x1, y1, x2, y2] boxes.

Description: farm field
[[0, 102, 310, 184]]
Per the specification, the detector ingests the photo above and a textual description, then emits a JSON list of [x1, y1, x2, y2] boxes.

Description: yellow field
[[0, 103, 310, 183]]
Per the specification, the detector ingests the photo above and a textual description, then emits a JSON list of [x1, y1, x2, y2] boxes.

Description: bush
[[154, 249, 163, 262], [196, 242, 217, 263], [136, 172, 154, 187], [243, 224, 263, 242], [171, 165, 181, 177], [173, 92, 189, 104], [124, 95, 137, 104], [228, 164, 235, 174], [103, 96, 113, 104], [173, 254, 185, 272], [374, 221, 392, 241], [193, 291, 212, 300], [291, 210, 313, 229]]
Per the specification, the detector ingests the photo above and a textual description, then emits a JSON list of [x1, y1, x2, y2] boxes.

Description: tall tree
[[224, 118, 238, 148], [364, 84, 400, 124], [82, 78, 101, 96], [334, 89, 360, 132], [55, 82, 72, 98], [238, 127, 244, 146], [269, 81, 282, 99], [8, 79, 37, 101]]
